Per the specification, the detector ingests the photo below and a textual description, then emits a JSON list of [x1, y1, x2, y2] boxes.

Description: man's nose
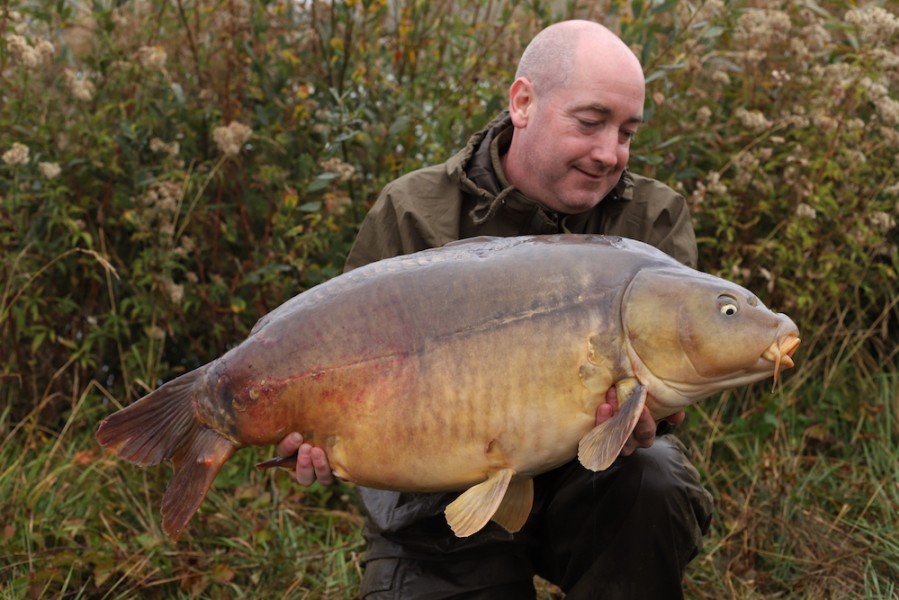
[[589, 129, 619, 166]]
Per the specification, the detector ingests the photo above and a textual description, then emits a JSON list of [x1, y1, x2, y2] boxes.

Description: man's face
[[508, 47, 645, 214]]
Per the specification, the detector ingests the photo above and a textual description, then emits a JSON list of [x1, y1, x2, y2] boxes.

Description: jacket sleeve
[[646, 193, 698, 269], [342, 185, 408, 272]]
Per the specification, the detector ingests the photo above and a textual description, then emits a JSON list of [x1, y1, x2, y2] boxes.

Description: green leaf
[[388, 115, 410, 139], [306, 173, 339, 193], [298, 201, 323, 213]]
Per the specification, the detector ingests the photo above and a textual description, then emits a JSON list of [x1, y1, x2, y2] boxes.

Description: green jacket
[[345, 111, 697, 272], [345, 111, 699, 554]]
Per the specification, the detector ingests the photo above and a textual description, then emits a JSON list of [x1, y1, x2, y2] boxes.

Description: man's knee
[[360, 558, 396, 599], [624, 436, 714, 540]]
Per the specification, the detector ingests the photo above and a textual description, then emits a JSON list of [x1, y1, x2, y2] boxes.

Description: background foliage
[[1, 0, 896, 598]]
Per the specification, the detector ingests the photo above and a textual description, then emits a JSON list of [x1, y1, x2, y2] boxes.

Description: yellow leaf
[[211, 564, 235, 583], [283, 187, 299, 210], [230, 297, 247, 314]]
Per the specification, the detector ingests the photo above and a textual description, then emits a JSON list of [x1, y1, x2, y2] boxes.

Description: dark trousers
[[359, 436, 713, 599]]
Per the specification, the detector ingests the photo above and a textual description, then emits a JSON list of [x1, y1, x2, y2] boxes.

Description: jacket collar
[[447, 111, 632, 233]]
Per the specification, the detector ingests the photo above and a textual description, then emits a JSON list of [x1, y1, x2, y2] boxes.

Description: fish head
[[621, 267, 800, 417]]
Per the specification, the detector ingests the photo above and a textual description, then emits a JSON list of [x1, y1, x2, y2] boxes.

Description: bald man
[[278, 21, 712, 599]]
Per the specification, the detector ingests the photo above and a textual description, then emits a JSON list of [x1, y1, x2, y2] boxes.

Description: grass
[[683, 371, 898, 599], [0, 396, 366, 599], [1, 367, 896, 598]]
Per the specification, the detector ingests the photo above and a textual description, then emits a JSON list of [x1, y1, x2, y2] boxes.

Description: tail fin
[[96, 368, 237, 539]]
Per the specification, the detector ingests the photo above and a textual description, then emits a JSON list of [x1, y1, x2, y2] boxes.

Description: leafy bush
[[621, 0, 898, 381], [1, 0, 896, 597], [0, 0, 546, 422]]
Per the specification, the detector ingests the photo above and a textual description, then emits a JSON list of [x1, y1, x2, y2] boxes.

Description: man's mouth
[[574, 166, 609, 181]]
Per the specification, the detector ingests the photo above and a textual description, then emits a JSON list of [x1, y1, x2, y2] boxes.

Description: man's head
[[502, 20, 645, 215]]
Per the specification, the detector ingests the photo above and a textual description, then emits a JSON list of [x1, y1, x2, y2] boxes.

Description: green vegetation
[[1, 0, 896, 597]]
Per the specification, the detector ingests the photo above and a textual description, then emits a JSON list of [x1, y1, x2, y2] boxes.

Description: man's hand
[[275, 432, 335, 486], [596, 386, 685, 457]]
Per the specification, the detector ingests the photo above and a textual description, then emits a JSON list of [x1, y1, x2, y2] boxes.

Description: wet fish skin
[[95, 234, 800, 539]]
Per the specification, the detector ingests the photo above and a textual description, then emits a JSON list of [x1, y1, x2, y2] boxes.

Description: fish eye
[[717, 295, 739, 316]]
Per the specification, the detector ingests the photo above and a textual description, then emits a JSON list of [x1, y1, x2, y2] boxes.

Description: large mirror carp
[[96, 234, 800, 539]]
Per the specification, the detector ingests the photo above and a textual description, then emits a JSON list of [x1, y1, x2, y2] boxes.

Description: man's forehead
[[569, 60, 644, 102]]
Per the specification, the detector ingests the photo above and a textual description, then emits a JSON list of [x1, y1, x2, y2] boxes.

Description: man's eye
[[578, 120, 601, 129]]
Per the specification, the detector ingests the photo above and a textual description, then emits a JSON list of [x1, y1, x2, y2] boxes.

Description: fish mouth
[[762, 334, 801, 384]]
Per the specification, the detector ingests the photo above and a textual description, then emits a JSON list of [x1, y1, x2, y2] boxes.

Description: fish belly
[[230, 311, 604, 493]]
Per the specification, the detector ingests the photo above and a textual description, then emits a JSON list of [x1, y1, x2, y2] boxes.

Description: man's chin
[[557, 190, 611, 213]]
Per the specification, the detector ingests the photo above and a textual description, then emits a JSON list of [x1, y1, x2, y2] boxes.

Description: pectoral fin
[[445, 468, 514, 537], [577, 378, 647, 472], [491, 477, 534, 533]]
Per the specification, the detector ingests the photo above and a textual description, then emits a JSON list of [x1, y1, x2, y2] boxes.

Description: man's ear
[[508, 78, 535, 127]]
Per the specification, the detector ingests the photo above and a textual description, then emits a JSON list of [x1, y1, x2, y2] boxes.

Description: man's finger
[[595, 402, 614, 425], [605, 386, 619, 411], [632, 407, 656, 446], [620, 407, 656, 457], [311, 447, 335, 486], [666, 410, 686, 427], [295, 443, 316, 486], [277, 432, 303, 458]]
